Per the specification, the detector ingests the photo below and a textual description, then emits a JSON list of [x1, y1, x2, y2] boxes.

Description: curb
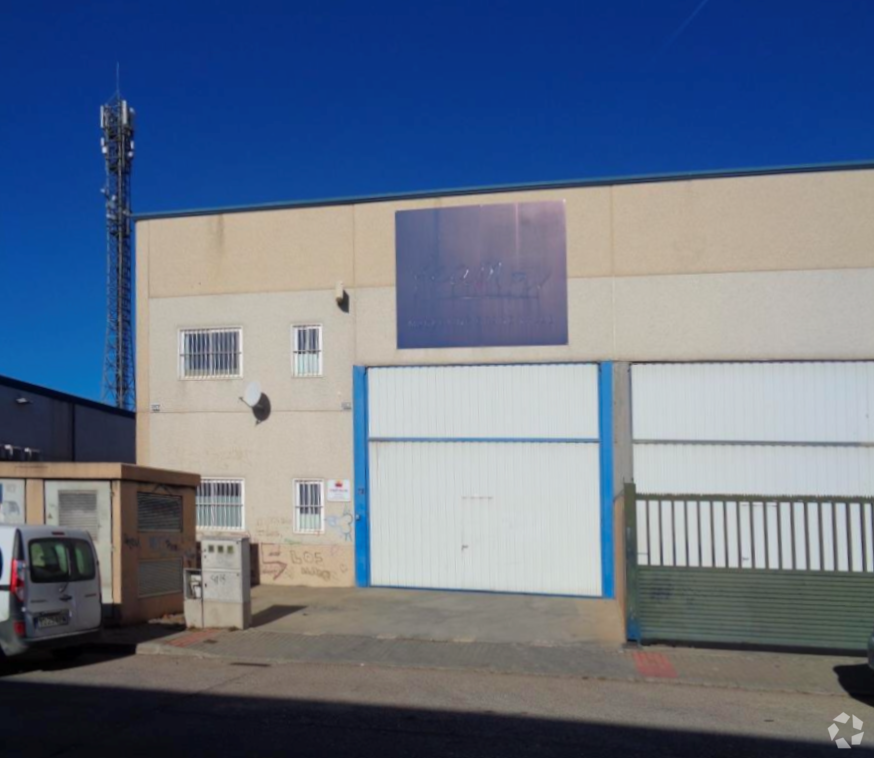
[[112, 628, 874, 699]]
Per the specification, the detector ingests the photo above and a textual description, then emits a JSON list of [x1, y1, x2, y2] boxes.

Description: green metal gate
[[625, 484, 874, 652]]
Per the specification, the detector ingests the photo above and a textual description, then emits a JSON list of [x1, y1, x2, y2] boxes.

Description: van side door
[[69, 537, 101, 631]]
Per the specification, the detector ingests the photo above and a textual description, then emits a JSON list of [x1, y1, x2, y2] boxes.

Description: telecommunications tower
[[100, 86, 136, 410]]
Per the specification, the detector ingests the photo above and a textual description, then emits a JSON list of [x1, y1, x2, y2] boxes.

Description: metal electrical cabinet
[[201, 536, 251, 629]]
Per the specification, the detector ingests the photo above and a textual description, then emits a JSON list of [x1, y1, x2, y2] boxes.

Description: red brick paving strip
[[632, 651, 678, 678], [166, 629, 220, 648]]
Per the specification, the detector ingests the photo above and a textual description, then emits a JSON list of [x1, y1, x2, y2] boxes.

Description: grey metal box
[[202, 536, 249, 573], [203, 569, 245, 603], [203, 597, 252, 630], [200, 536, 251, 630]]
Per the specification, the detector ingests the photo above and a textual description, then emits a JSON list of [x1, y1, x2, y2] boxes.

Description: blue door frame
[[353, 366, 371, 587], [353, 362, 615, 598], [598, 361, 615, 599]]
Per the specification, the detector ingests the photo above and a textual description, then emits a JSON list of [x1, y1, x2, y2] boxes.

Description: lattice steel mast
[[100, 86, 136, 410]]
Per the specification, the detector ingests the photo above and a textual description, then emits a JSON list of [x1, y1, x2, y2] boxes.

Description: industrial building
[[0, 374, 135, 464], [135, 161, 874, 649]]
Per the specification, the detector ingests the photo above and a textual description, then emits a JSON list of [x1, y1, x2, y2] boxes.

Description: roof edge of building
[[134, 158, 874, 222], [0, 374, 135, 418]]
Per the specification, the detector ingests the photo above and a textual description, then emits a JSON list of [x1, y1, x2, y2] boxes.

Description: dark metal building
[[0, 375, 135, 463]]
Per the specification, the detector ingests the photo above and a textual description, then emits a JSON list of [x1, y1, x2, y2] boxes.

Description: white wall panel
[[369, 441, 602, 595], [632, 362, 874, 443], [632, 361, 874, 501], [369, 364, 599, 440], [634, 444, 874, 497]]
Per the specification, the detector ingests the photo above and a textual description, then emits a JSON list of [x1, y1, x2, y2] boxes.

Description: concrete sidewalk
[[96, 584, 874, 699], [121, 626, 874, 698], [242, 585, 625, 645]]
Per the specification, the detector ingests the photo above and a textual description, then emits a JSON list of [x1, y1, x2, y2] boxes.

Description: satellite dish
[[243, 381, 262, 408], [241, 381, 271, 423]]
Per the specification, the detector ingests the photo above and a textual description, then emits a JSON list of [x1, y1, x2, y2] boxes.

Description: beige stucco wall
[[147, 206, 355, 298], [146, 409, 354, 588], [147, 290, 354, 415], [613, 267, 874, 360], [143, 168, 874, 299], [136, 166, 874, 588], [612, 170, 874, 276], [136, 220, 152, 462]]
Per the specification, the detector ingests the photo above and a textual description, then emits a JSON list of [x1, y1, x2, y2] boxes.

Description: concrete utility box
[[201, 536, 251, 630], [0, 462, 200, 625]]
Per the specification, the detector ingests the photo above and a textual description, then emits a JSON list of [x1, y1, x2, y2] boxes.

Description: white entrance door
[[368, 364, 602, 596]]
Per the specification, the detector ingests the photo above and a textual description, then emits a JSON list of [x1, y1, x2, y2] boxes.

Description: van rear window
[[28, 539, 95, 583]]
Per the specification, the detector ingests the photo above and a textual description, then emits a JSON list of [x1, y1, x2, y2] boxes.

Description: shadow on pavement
[[0, 672, 843, 757], [92, 619, 187, 654], [834, 664, 874, 706], [0, 650, 132, 679], [251, 604, 308, 628]]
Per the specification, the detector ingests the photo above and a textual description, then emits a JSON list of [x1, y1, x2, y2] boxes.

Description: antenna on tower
[[100, 77, 136, 410]]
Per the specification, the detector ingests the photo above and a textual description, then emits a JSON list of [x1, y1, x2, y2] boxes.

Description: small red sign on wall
[[327, 480, 351, 502]]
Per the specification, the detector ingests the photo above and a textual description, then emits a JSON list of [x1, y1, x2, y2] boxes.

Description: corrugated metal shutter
[[637, 567, 874, 652], [138, 559, 183, 598], [626, 363, 874, 650], [137, 493, 183, 532], [626, 483, 874, 652], [58, 490, 99, 539]]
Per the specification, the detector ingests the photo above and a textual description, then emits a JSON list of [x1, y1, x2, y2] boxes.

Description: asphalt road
[[0, 651, 870, 757]]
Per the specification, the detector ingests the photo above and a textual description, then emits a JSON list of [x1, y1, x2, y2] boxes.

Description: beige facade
[[136, 165, 874, 588]]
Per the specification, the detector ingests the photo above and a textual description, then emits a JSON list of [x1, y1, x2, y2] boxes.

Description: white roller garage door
[[367, 364, 603, 596], [632, 361, 874, 497]]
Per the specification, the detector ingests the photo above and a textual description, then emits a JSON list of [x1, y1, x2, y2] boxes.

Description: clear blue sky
[[1, 0, 872, 401]]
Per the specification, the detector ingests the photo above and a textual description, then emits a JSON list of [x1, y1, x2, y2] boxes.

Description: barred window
[[179, 328, 242, 379], [196, 478, 245, 531], [292, 325, 322, 377], [294, 479, 324, 534]]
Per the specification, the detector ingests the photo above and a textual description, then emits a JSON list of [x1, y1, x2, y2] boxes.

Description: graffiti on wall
[[253, 516, 293, 543], [124, 532, 196, 567], [259, 543, 353, 586], [325, 507, 353, 542], [254, 507, 354, 545]]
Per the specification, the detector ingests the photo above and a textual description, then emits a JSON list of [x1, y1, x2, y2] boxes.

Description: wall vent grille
[[137, 492, 183, 532]]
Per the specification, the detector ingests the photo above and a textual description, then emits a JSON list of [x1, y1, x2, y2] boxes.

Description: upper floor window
[[292, 324, 323, 377], [179, 328, 242, 379]]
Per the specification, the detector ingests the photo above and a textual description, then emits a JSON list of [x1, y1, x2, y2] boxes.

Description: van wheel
[[51, 647, 84, 662]]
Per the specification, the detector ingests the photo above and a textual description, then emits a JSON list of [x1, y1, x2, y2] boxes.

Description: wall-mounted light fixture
[[14, 397, 32, 405], [335, 281, 349, 312]]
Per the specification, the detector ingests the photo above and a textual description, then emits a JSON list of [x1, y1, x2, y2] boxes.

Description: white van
[[0, 525, 102, 659]]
